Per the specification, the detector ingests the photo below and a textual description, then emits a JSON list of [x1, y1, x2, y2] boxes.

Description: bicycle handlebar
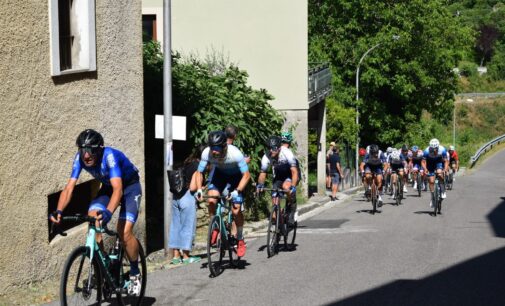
[[52, 214, 117, 236]]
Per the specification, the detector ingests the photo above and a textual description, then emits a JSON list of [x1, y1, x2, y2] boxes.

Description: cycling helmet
[[429, 138, 440, 149], [280, 132, 293, 143], [76, 129, 104, 159], [449, 145, 455, 151], [208, 131, 227, 148], [369, 144, 379, 155], [386, 147, 393, 154], [411, 145, 418, 152], [366, 145, 371, 154], [266, 136, 282, 151], [391, 149, 401, 160], [401, 144, 409, 152]]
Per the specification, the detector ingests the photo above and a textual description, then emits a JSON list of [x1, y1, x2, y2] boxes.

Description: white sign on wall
[[155, 115, 187, 141]]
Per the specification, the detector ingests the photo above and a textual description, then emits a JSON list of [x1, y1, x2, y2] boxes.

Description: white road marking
[[296, 226, 377, 235]]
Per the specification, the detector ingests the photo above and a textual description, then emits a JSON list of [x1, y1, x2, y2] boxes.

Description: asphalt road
[[52, 149, 505, 305]]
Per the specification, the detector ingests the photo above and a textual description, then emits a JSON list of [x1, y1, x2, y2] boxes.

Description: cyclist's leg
[[270, 180, 284, 219], [88, 186, 113, 249], [436, 163, 446, 196], [115, 182, 142, 277]]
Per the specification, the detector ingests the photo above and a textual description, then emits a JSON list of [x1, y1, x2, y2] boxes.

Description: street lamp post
[[355, 35, 399, 185]]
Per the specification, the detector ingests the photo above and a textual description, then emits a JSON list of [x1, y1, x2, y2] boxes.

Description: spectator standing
[[168, 146, 204, 265], [328, 145, 343, 201], [326, 142, 336, 189]]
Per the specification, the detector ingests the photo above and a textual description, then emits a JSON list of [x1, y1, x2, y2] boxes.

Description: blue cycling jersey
[[197, 144, 249, 175], [71, 147, 140, 186], [423, 146, 447, 164]]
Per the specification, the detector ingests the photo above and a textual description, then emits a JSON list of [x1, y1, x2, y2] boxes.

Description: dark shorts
[[88, 182, 142, 224], [207, 169, 242, 194], [271, 178, 292, 198], [365, 164, 383, 175], [426, 162, 444, 177], [390, 163, 404, 174]]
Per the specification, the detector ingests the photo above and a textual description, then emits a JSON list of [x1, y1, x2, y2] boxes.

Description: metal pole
[[163, 0, 173, 257], [453, 104, 456, 147], [355, 43, 381, 186]]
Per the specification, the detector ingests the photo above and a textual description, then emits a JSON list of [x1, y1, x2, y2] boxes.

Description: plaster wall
[[0, 0, 144, 293]]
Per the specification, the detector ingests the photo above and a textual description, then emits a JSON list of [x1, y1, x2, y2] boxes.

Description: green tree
[[309, 0, 473, 147]]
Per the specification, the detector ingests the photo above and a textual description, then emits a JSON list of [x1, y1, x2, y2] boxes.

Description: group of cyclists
[[360, 138, 460, 209], [49, 128, 460, 301]]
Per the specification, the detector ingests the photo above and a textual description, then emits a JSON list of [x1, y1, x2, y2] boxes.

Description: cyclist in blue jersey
[[360, 144, 388, 206], [49, 129, 143, 296], [422, 138, 449, 208], [400, 145, 410, 193], [194, 131, 250, 257], [257, 135, 299, 224], [409, 146, 425, 191]]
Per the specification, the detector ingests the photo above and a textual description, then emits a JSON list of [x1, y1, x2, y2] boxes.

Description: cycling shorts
[[88, 182, 142, 224], [365, 165, 383, 175], [426, 162, 444, 177]]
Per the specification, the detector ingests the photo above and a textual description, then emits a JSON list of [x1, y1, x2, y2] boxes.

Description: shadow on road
[[414, 210, 436, 217], [487, 197, 505, 238], [356, 209, 382, 214], [325, 246, 505, 306]]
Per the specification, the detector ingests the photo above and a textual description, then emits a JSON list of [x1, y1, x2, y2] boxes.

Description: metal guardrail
[[456, 92, 505, 98], [308, 64, 332, 108], [470, 134, 505, 167]]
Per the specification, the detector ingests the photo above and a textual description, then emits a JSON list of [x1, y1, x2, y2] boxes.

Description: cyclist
[[194, 131, 250, 257], [448, 145, 459, 176], [257, 136, 298, 223], [49, 129, 143, 296], [360, 144, 387, 206], [387, 149, 406, 200], [410, 146, 425, 191], [422, 138, 449, 208], [384, 147, 393, 194], [400, 145, 410, 193]]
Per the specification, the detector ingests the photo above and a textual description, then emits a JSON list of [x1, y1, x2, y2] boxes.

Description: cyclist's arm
[[421, 159, 428, 173], [336, 162, 343, 177], [195, 171, 204, 190], [290, 166, 298, 186], [56, 178, 78, 212], [257, 172, 267, 185], [236, 171, 250, 193], [106, 177, 123, 214]]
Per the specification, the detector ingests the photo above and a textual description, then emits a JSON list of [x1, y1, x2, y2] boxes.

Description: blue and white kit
[[71, 147, 141, 223], [260, 146, 297, 182], [423, 146, 447, 176], [363, 150, 387, 175]]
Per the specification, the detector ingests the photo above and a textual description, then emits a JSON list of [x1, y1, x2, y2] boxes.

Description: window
[[49, 0, 96, 76], [142, 15, 157, 42]]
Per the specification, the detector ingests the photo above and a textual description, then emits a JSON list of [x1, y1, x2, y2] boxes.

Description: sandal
[[170, 257, 182, 265], [183, 256, 201, 264]]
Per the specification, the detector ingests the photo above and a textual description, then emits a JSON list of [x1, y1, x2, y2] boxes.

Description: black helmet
[[76, 129, 104, 159], [401, 144, 409, 152], [208, 131, 227, 148], [369, 144, 379, 155], [266, 136, 282, 151]]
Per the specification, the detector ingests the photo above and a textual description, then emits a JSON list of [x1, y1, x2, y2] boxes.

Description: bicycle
[[432, 176, 443, 216], [447, 169, 455, 190], [414, 170, 423, 197], [261, 187, 298, 258], [54, 214, 146, 305], [204, 194, 241, 277], [391, 171, 403, 206], [363, 173, 380, 214]]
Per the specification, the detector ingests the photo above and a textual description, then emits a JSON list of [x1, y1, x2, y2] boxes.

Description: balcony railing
[[308, 64, 332, 108]]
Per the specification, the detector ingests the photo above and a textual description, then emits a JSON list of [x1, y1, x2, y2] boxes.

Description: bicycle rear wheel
[[395, 179, 401, 206], [282, 205, 296, 251], [433, 181, 439, 216], [115, 239, 147, 306], [207, 216, 225, 277], [371, 183, 377, 214], [266, 205, 280, 257], [417, 174, 422, 197], [61, 246, 102, 306]]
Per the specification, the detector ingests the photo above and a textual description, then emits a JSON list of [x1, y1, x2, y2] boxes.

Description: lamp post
[[355, 35, 399, 185]]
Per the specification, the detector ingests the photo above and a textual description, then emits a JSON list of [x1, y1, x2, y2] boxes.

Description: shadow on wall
[[326, 246, 505, 306], [47, 179, 101, 242]]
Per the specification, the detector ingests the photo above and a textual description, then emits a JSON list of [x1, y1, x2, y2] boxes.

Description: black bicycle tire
[[395, 177, 401, 206], [115, 239, 147, 306], [283, 203, 296, 250], [207, 216, 224, 277], [433, 180, 439, 216], [417, 174, 422, 197], [371, 182, 377, 214], [61, 246, 102, 306], [266, 205, 279, 258]]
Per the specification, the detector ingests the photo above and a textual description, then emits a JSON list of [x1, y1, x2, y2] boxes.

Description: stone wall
[[0, 0, 144, 294]]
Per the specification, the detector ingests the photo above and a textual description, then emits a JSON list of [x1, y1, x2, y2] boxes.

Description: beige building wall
[[0, 0, 144, 294]]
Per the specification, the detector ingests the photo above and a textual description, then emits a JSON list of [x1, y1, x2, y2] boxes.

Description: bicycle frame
[[214, 199, 233, 245]]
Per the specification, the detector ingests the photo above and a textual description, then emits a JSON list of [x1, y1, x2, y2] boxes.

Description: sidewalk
[[146, 185, 363, 270]]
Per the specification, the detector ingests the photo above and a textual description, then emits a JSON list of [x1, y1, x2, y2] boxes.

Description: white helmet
[[366, 145, 370, 154], [429, 138, 440, 149], [391, 149, 401, 160], [449, 145, 455, 151], [417, 149, 423, 156], [386, 147, 393, 153]]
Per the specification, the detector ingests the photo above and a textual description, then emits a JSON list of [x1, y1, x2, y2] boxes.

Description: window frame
[[49, 0, 97, 76]]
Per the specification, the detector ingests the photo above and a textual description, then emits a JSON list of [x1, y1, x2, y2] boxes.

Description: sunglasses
[[210, 145, 224, 152], [79, 146, 101, 156]]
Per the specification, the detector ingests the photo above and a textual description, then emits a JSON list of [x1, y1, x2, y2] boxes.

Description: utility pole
[[163, 0, 173, 257]]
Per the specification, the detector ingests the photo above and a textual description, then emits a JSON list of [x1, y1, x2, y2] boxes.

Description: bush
[[459, 61, 478, 78]]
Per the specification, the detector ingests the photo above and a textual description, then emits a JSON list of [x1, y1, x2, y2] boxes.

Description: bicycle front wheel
[[371, 183, 377, 214], [207, 215, 224, 277], [116, 239, 147, 306], [433, 182, 439, 216], [61, 246, 102, 306], [267, 205, 279, 257], [417, 174, 422, 197]]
